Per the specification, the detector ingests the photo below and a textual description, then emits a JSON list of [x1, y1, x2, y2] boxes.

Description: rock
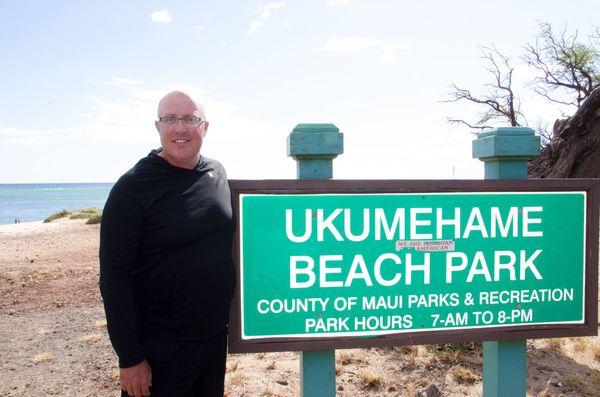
[[275, 379, 288, 386], [529, 86, 600, 178], [337, 385, 344, 391], [388, 386, 397, 392], [415, 383, 442, 397]]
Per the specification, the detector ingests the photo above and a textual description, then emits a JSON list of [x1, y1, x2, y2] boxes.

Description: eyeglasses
[[158, 116, 205, 126]]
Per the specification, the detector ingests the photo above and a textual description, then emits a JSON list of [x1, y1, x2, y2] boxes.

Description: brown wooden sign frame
[[227, 179, 599, 353]]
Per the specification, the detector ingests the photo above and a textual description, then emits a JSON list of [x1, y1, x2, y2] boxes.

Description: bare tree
[[523, 22, 600, 108], [534, 120, 552, 146], [443, 23, 600, 177], [445, 45, 526, 130]]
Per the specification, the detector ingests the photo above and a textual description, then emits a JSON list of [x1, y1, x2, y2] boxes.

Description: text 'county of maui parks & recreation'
[[231, 180, 599, 351]]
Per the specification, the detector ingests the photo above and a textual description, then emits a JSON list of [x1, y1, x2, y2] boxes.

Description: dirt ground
[[0, 219, 599, 396]]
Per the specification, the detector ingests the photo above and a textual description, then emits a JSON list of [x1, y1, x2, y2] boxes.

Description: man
[[100, 91, 235, 396]]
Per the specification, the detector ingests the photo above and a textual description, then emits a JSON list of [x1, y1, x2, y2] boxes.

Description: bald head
[[157, 91, 206, 119], [154, 90, 210, 169]]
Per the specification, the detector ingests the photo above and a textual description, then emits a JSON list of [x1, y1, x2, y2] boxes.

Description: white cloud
[[318, 36, 406, 63], [0, 79, 169, 146], [0, 126, 82, 145], [318, 37, 381, 53], [281, 19, 292, 30], [110, 77, 142, 87], [248, 1, 286, 34], [328, 0, 355, 10], [151, 10, 172, 24], [0, 79, 293, 178], [378, 41, 406, 63], [248, 21, 265, 35], [194, 25, 205, 31], [260, 1, 287, 18]]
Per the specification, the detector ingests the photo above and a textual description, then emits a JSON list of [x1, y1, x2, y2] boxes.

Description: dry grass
[[30, 352, 53, 363], [573, 337, 588, 352], [94, 319, 107, 328], [426, 343, 469, 366], [565, 373, 600, 396], [228, 372, 249, 386], [405, 382, 418, 397], [536, 383, 551, 397], [0, 273, 9, 286], [545, 338, 563, 352], [393, 345, 417, 355], [531, 376, 555, 397], [358, 370, 384, 389], [20, 268, 65, 280], [451, 365, 478, 385], [591, 344, 600, 362], [398, 346, 421, 370], [404, 379, 428, 396], [78, 334, 103, 343], [337, 349, 369, 366], [261, 385, 276, 396], [337, 351, 355, 365], [227, 360, 239, 372], [436, 349, 460, 364]]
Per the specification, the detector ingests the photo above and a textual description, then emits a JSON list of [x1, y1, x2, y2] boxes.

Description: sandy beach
[[0, 218, 598, 396], [0, 220, 65, 233]]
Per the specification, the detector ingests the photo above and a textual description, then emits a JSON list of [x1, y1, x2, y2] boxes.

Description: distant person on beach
[[99, 91, 234, 397]]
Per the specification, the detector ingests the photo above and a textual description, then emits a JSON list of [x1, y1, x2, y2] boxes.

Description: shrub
[[358, 370, 384, 389], [451, 365, 478, 385], [70, 208, 102, 219], [43, 209, 71, 223], [85, 215, 102, 225]]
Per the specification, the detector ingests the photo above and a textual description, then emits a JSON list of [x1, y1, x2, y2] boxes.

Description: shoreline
[[0, 220, 44, 233], [0, 218, 88, 234]]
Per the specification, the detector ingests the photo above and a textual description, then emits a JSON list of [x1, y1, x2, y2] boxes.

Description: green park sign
[[227, 180, 599, 353]]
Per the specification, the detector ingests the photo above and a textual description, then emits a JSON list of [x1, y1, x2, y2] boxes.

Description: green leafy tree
[[523, 22, 600, 108]]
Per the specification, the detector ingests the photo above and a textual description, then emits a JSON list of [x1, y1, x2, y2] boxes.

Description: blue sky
[[0, 0, 597, 183]]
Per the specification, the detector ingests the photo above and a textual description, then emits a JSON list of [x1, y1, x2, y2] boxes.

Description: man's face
[[154, 94, 209, 169]]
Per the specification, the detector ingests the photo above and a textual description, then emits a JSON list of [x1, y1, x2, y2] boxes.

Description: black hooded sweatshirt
[[99, 150, 235, 368]]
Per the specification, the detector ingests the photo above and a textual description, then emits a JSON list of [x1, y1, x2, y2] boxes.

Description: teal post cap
[[287, 123, 344, 159], [472, 127, 540, 161]]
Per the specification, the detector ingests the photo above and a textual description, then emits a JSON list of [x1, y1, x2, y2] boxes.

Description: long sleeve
[[99, 182, 145, 368]]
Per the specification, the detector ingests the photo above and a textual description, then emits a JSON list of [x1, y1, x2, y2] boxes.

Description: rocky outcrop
[[528, 87, 600, 178]]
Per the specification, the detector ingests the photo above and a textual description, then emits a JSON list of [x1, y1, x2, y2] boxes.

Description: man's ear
[[202, 121, 209, 137], [155, 120, 160, 132]]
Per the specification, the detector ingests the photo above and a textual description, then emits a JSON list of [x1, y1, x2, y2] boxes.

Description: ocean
[[0, 183, 114, 225]]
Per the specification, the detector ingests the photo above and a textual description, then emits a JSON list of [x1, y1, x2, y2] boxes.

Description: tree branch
[[447, 119, 492, 130], [522, 22, 600, 107], [444, 45, 524, 129]]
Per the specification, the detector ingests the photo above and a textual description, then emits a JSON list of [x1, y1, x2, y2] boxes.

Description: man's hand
[[120, 360, 152, 397]]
